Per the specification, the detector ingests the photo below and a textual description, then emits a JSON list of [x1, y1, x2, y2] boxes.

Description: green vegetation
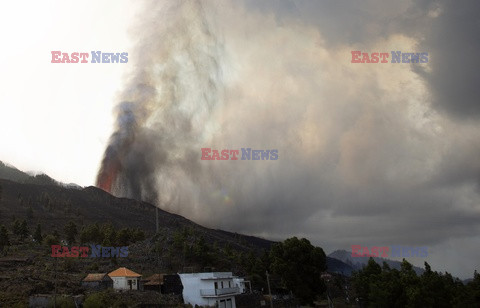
[[33, 224, 43, 243], [26, 206, 34, 220], [83, 290, 112, 308], [48, 295, 76, 308], [79, 222, 145, 247], [270, 237, 327, 305], [63, 221, 78, 245], [352, 258, 480, 307], [0, 225, 10, 249], [43, 234, 59, 246], [83, 289, 184, 307], [11, 219, 29, 240]]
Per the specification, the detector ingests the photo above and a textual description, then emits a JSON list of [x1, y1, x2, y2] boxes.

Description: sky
[[0, 0, 479, 279]]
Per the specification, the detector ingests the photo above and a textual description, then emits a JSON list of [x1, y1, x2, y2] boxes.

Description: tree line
[[0, 219, 146, 251], [352, 258, 480, 307]]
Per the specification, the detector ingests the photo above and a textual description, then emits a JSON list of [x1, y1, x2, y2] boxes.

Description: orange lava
[[96, 160, 120, 193]]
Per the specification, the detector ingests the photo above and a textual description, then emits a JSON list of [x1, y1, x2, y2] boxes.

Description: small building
[[142, 274, 183, 295], [82, 273, 113, 290], [179, 272, 241, 308], [108, 267, 142, 291], [142, 274, 162, 292]]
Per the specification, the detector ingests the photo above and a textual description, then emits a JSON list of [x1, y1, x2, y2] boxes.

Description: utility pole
[[54, 256, 57, 308], [155, 206, 161, 295], [266, 271, 273, 308], [155, 207, 159, 233]]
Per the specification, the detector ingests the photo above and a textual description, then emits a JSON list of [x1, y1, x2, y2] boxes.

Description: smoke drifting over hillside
[[97, 0, 480, 277]]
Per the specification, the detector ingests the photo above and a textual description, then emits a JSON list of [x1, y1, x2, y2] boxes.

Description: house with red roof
[[82, 273, 113, 290], [108, 267, 142, 291]]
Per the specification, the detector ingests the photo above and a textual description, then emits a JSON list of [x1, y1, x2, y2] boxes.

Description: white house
[[178, 272, 241, 308], [233, 277, 249, 294], [108, 267, 142, 291]]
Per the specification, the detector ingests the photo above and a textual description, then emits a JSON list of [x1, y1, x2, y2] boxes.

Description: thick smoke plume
[[97, 0, 224, 206]]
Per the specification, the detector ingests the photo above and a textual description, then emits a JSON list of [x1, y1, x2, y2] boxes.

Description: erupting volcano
[[96, 151, 121, 193], [95, 0, 224, 207]]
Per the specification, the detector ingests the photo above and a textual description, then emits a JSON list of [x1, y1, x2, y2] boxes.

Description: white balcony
[[200, 287, 240, 297], [200, 272, 234, 280]]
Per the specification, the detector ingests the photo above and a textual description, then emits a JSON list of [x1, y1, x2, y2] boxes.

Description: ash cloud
[[414, 0, 480, 119], [97, 0, 480, 278], [97, 0, 225, 206], [244, 0, 480, 118]]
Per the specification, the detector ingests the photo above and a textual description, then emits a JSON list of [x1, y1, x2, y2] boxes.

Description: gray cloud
[[246, 0, 480, 119], [414, 0, 480, 119], [243, 0, 424, 46]]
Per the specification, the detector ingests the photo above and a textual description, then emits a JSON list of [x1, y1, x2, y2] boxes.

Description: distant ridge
[[328, 249, 425, 275], [0, 160, 78, 188], [326, 256, 355, 276]]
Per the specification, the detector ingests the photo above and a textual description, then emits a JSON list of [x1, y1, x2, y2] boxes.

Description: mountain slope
[[326, 256, 354, 276], [0, 161, 59, 186], [0, 178, 274, 253], [328, 249, 425, 275], [0, 162, 352, 275]]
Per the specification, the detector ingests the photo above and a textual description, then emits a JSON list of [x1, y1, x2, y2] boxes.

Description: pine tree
[[269, 237, 327, 305], [33, 224, 43, 243], [0, 225, 10, 249], [26, 206, 34, 220], [43, 234, 58, 246], [11, 219, 21, 235], [101, 223, 117, 246], [19, 219, 29, 240], [79, 227, 89, 245], [116, 228, 131, 246], [64, 221, 78, 245], [133, 228, 145, 242], [12, 219, 29, 240]]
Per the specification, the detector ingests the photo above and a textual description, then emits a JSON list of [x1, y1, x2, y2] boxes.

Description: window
[[221, 281, 224, 288]]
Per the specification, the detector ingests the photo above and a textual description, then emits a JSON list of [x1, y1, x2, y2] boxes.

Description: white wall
[[179, 273, 238, 308], [233, 278, 246, 293], [111, 276, 140, 290]]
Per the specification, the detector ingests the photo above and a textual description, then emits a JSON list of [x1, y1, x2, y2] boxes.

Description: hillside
[[0, 163, 355, 305], [328, 249, 425, 275], [0, 176, 349, 270], [0, 178, 274, 253], [0, 175, 273, 305], [0, 161, 59, 186]]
